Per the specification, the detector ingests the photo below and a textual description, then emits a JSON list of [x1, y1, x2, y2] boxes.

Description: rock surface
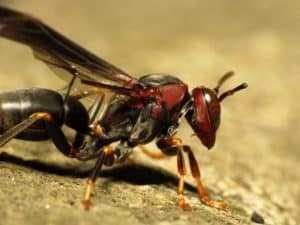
[[0, 1, 299, 225]]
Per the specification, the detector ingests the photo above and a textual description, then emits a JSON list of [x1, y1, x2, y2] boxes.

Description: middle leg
[[177, 148, 191, 210], [156, 137, 191, 210], [82, 145, 115, 210], [139, 145, 167, 160]]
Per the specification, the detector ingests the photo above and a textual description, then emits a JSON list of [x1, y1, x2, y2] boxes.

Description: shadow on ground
[[0, 152, 196, 190]]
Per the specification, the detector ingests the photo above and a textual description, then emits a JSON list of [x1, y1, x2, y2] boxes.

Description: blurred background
[[0, 1, 299, 225]]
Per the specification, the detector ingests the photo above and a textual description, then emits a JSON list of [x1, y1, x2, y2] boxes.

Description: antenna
[[214, 71, 234, 94], [219, 83, 248, 102]]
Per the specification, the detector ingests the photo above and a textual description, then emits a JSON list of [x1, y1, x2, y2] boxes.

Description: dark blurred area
[[0, 1, 299, 225]]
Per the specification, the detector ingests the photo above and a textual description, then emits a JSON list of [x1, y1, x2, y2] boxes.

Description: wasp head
[[186, 71, 248, 149]]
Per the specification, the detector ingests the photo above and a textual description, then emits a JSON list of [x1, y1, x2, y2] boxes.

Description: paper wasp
[[0, 6, 247, 210]]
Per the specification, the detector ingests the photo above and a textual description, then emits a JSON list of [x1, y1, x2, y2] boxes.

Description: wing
[[0, 6, 138, 86]]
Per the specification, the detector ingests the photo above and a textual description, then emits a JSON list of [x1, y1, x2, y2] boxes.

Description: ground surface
[[0, 1, 299, 225]]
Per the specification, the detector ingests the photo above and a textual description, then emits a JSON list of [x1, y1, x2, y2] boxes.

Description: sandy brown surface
[[0, 1, 299, 225]]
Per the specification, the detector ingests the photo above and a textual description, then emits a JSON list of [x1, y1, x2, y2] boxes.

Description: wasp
[[0, 6, 247, 210]]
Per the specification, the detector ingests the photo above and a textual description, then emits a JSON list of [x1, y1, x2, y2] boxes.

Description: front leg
[[156, 136, 228, 210], [182, 145, 228, 210]]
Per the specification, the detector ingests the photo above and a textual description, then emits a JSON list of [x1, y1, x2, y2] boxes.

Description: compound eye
[[191, 87, 221, 149], [203, 89, 221, 131], [192, 88, 220, 133]]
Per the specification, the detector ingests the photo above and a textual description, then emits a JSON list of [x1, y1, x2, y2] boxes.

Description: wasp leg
[[177, 148, 191, 210], [156, 137, 227, 210], [72, 92, 105, 152], [56, 66, 102, 102], [64, 75, 77, 103], [0, 112, 51, 147], [0, 112, 89, 159], [82, 145, 114, 210], [43, 114, 73, 156], [182, 145, 228, 210], [140, 145, 167, 160], [156, 136, 191, 210], [87, 95, 105, 123], [70, 89, 105, 101], [41, 113, 86, 157]]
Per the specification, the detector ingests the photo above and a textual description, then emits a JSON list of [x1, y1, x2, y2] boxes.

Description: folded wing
[[0, 6, 138, 87]]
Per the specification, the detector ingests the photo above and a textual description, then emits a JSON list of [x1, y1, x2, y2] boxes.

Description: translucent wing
[[0, 6, 138, 86]]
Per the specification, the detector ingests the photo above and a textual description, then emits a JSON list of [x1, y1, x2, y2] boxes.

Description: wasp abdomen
[[0, 88, 65, 139]]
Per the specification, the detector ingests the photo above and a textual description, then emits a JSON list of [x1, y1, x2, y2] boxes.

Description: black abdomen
[[0, 88, 65, 139]]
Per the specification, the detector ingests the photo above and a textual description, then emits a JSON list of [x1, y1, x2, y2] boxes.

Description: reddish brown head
[[188, 71, 248, 149]]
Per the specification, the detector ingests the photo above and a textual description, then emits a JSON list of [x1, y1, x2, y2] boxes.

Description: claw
[[82, 199, 92, 210], [179, 201, 192, 211], [200, 196, 229, 210], [82, 179, 95, 210]]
